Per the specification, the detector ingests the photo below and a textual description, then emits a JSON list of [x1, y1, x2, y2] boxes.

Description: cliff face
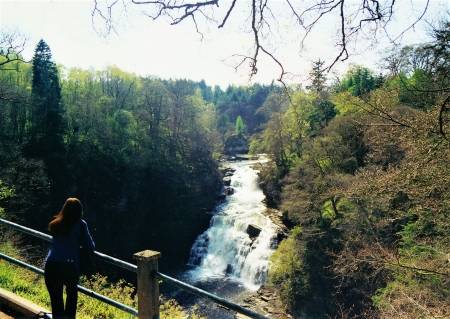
[[223, 134, 249, 155]]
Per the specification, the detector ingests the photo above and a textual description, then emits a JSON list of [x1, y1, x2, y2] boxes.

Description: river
[[161, 156, 281, 318]]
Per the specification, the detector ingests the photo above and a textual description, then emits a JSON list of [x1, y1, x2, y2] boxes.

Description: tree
[[381, 22, 450, 139], [339, 65, 382, 97], [92, 0, 436, 82], [283, 90, 314, 158], [29, 39, 63, 154], [307, 59, 327, 95], [262, 92, 292, 169], [0, 56, 31, 142], [0, 29, 29, 140], [0, 28, 27, 72], [307, 99, 338, 137], [235, 115, 245, 135]]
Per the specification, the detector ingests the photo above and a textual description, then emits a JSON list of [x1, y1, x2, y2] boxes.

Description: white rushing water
[[187, 157, 279, 291]]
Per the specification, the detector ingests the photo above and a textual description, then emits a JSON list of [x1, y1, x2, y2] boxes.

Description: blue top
[[45, 219, 95, 273]]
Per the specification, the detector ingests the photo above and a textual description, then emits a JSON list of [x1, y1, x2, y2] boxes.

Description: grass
[[0, 241, 204, 318]]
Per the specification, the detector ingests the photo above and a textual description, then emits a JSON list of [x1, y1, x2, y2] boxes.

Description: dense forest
[[0, 37, 277, 269], [261, 23, 450, 318], [1, 20, 449, 318]]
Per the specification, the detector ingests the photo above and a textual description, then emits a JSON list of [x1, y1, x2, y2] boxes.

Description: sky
[[0, 0, 448, 89]]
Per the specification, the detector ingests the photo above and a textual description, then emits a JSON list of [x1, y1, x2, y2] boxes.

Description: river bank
[[167, 156, 293, 319], [237, 285, 293, 319]]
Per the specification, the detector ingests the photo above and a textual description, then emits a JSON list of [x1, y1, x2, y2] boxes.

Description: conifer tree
[[235, 115, 245, 135], [29, 39, 63, 154], [308, 59, 327, 94]]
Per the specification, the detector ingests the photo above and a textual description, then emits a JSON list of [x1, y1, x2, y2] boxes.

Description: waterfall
[[187, 157, 279, 291]]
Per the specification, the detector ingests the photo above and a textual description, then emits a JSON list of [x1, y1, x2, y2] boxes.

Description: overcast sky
[[0, 0, 448, 88]]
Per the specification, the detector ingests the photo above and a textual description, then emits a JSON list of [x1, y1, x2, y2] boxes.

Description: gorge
[[162, 156, 285, 317]]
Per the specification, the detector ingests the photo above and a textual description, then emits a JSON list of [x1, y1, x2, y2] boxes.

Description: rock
[[225, 187, 235, 195], [223, 176, 232, 186], [223, 134, 249, 155], [215, 186, 227, 200], [261, 208, 290, 237], [247, 224, 262, 238], [215, 193, 226, 200], [235, 285, 293, 319], [235, 155, 250, 161], [226, 264, 233, 274], [220, 167, 236, 175]]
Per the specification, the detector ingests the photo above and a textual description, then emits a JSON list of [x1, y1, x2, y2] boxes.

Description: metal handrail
[[155, 271, 269, 319], [0, 218, 137, 273], [0, 218, 270, 319], [0, 253, 138, 316]]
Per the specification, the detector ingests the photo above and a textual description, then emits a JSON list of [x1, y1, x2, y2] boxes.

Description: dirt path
[[0, 308, 16, 319]]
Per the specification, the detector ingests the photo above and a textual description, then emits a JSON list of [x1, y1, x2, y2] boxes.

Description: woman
[[44, 198, 95, 319]]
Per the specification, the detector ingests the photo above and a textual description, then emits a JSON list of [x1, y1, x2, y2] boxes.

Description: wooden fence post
[[134, 250, 161, 319]]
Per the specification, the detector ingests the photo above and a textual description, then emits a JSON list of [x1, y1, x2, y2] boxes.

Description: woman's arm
[[81, 220, 95, 250]]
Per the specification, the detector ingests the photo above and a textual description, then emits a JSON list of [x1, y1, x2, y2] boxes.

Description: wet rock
[[223, 176, 232, 186], [269, 235, 278, 249], [216, 193, 227, 200], [225, 187, 235, 195], [220, 167, 236, 175], [226, 264, 233, 274], [216, 187, 227, 200], [247, 224, 262, 238], [261, 208, 290, 238]]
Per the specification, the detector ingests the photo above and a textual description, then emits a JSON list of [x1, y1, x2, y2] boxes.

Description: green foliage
[[0, 247, 205, 319], [339, 64, 382, 97], [307, 99, 338, 136], [248, 137, 264, 154], [0, 57, 223, 266], [388, 70, 436, 109], [261, 90, 314, 171], [268, 227, 308, 311], [3, 224, 212, 319], [235, 115, 245, 135], [307, 59, 327, 94], [290, 226, 303, 239], [0, 180, 14, 201], [257, 160, 284, 207], [29, 39, 63, 152], [2, 21, 449, 319], [335, 197, 356, 215], [0, 181, 14, 219], [215, 83, 278, 136], [0, 54, 31, 142], [322, 197, 356, 224], [321, 200, 334, 219], [330, 91, 364, 115], [262, 23, 450, 318]]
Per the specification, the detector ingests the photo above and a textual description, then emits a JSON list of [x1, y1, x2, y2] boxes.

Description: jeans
[[44, 261, 79, 319]]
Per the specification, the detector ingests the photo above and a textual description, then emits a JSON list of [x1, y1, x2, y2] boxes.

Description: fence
[[0, 218, 269, 319]]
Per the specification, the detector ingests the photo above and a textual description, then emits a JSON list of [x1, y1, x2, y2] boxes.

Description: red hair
[[48, 198, 83, 236]]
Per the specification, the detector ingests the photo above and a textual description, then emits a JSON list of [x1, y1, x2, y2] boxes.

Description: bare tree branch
[[91, 0, 432, 82], [133, 0, 219, 24], [218, 0, 237, 28], [0, 29, 28, 69], [92, 0, 119, 36], [389, 0, 430, 43]]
